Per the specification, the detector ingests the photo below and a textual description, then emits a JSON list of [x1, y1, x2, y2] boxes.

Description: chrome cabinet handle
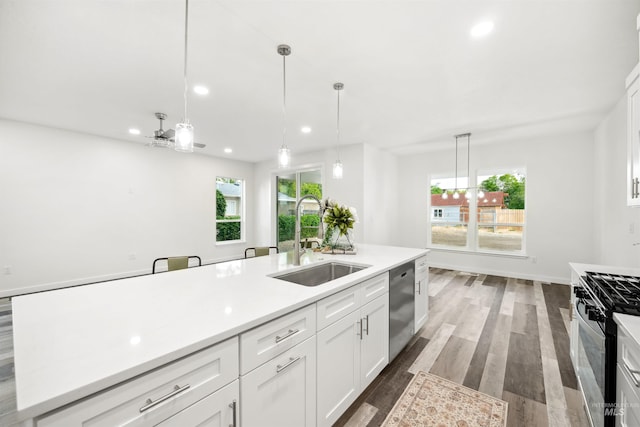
[[139, 384, 190, 412], [229, 400, 237, 427], [276, 356, 301, 373], [356, 319, 362, 339], [363, 315, 369, 335], [624, 360, 640, 388], [275, 328, 300, 343], [417, 280, 421, 295]]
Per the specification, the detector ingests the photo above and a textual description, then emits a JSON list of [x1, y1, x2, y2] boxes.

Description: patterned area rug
[[382, 371, 508, 427]]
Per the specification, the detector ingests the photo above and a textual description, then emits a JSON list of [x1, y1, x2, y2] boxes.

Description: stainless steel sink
[[273, 262, 369, 286]]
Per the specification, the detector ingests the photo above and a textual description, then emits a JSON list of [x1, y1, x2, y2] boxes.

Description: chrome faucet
[[293, 195, 323, 265]]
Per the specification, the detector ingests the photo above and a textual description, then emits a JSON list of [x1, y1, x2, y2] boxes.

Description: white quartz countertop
[[12, 244, 428, 419], [569, 262, 640, 279]]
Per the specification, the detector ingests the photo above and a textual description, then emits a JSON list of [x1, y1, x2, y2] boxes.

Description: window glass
[[216, 177, 244, 243], [430, 178, 469, 248], [276, 169, 322, 252], [429, 170, 525, 253], [477, 171, 526, 252]]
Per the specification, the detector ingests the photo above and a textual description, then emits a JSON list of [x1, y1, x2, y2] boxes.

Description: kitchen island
[[12, 243, 428, 425]]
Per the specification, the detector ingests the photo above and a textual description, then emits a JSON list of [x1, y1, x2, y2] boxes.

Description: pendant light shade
[[176, 0, 194, 153], [442, 191, 448, 200], [277, 44, 292, 168], [332, 82, 344, 179]]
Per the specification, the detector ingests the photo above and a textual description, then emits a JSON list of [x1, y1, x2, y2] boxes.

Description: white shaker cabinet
[[627, 63, 640, 206], [241, 336, 316, 427], [616, 319, 640, 426], [157, 380, 239, 427], [414, 255, 429, 332], [316, 273, 390, 427], [359, 293, 390, 388]]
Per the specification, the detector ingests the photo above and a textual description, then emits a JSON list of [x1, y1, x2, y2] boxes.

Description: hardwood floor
[[334, 269, 590, 427]]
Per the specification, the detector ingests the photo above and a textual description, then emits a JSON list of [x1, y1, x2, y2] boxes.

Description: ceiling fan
[[145, 112, 206, 149]]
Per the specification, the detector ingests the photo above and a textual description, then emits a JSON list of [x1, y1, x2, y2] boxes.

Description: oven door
[[576, 300, 606, 427]]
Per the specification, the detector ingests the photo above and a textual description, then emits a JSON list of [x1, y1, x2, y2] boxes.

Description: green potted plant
[[322, 198, 357, 251]]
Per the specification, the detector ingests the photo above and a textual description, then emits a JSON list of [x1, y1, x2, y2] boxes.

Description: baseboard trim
[[428, 261, 570, 285]]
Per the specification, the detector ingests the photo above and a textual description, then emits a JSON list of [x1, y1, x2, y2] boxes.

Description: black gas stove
[[582, 271, 640, 316], [575, 271, 640, 426]]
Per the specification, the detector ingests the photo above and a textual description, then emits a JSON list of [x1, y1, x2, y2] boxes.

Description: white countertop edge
[[614, 313, 640, 346], [569, 262, 640, 279], [13, 245, 429, 420]]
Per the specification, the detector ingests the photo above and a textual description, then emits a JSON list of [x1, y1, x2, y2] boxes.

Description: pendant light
[[332, 82, 344, 179], [452, 133, 472, 199], [277, 44, 292, 168], [175, 0, 194, 153]]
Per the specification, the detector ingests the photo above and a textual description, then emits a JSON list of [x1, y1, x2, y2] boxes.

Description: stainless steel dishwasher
[[389, 261, 415, 361]]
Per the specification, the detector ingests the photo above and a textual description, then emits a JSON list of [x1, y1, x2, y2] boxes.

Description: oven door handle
[[575, 303, 605, 340]]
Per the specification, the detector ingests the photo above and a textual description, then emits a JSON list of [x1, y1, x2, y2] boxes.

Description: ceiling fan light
[[278, 145, 290, 168], [332, 160, 343, 179], [175, 121, 194, 152]]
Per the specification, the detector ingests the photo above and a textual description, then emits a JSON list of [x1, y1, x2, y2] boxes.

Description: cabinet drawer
[[316, 285, 360, 331], [37, 337, 239, 427], [361, 272, 390, 306], [240, 304, 316, 375], [415, 256, 428, 281]]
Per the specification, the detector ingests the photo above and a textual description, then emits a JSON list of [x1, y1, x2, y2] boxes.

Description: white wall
[[395, 132, 596, 284], [594, 95, 640, 266], [0, 119, 254, 297], [253, 143, 399, 248]]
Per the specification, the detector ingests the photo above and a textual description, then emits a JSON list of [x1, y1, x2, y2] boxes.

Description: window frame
[[428, 168, 527, 256]]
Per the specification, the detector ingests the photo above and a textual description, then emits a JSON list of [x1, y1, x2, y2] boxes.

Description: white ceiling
[[1, 0, 639, 163]]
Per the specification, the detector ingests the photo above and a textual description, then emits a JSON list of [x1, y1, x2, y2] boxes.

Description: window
[[429, 169, 526, 254], [276, 168, 323, 252], [216, 177, 244, 243]]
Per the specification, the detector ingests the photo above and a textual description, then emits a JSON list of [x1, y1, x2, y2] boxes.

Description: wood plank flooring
[[335, 269, 590, 427]]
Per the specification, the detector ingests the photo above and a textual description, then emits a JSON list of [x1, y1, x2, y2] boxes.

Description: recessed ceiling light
[[224, 147, 233, 154], [193, 85, 209, 95], [301, 126, 311, 134], [128, 128, 141, 135], [470, 21, 494, 38]]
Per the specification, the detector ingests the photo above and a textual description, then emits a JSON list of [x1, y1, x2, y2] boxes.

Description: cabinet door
[[241, 336, 316, 427], [157, 380, 239, 427], [316, 310, 361, 427], [360, 294, 389, 389], [628, 71, 640, 206], [414, 277, 428, 331]]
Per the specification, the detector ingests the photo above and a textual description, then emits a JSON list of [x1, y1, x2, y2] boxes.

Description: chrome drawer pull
[[229, 399, 237, 427], [276, 356, 301, 373], [363, 315, 369, 335], [275, 328, 300, 343], [357, 319, 363, 339], [624, 361, 640, 388], [139, 384, 191, 412]]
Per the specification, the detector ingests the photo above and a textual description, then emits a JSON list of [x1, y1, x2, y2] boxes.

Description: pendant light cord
[[336, 86, 341, 159], [183, 0, 189, 121], [282, 54, 287, 147], [467, 133, 470, 190], [454, 135, 459, 190]]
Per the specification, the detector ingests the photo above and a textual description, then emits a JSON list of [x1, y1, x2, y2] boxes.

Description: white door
[[316, 310, 361, 427], [157, 380, 239, 427], [241, 336, 316, 427], [360, 294, 389, 389]]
